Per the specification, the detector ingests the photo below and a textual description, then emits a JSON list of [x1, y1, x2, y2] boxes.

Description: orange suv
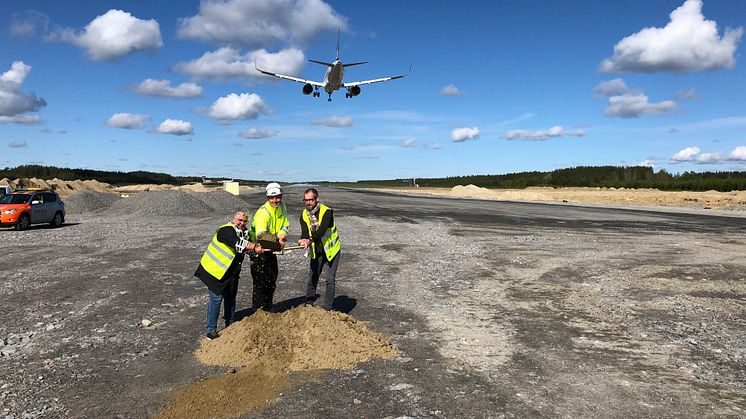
[[0, 190, 65, 230]]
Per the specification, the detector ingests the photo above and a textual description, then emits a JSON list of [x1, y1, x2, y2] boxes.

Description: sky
[[1, 0, 745, 182]]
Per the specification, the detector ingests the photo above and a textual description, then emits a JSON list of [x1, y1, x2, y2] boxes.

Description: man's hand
[[278, 234, 287, 248], [254, 243, 264, 253], [298, 239, 311, 249]]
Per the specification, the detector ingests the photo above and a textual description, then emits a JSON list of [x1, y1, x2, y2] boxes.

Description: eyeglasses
[[303, 197, 317, 202]]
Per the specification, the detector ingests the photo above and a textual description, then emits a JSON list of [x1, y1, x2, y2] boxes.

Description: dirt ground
[[1, 185, 744, 418], [377, 185, 746, 212], [3, 177, 746, 210]]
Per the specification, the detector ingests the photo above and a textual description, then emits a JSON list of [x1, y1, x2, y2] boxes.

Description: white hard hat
[[265, 182, 283, 196]]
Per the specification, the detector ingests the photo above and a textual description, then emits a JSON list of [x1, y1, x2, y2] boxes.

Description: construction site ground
[[1, 186, 744, 418]]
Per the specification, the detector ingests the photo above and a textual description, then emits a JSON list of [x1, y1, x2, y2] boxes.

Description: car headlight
[[3, 209, 17, 215]]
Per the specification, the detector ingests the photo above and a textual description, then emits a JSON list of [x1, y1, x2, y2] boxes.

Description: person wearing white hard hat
[[248, 182, 289, 311]]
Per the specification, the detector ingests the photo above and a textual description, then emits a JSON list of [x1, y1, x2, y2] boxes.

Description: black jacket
[[194, 224, 245, 293]]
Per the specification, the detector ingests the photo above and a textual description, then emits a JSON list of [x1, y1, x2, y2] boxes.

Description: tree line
[[0, 165, 201, 186], [349, 166, 746, 192], [3, 164, 745, 191]]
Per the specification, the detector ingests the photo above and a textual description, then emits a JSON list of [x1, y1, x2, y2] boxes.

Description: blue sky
[[2, 0, 745, 182]]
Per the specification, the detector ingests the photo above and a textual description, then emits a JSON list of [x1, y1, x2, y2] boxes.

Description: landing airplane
[[255, 32, 407, 102]]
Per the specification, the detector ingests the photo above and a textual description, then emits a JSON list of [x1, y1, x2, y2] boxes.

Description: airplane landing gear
[[312, 91, 320, 97]]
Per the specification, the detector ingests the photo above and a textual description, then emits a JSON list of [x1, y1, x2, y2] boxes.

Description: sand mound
[[1, 178, 112, 196], [175, 183, 214, 192], [195, 306, 398, 371]]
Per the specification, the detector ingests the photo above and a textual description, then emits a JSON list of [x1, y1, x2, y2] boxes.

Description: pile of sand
[[383, 185, 746, 210], [157, 306, 398, 418], [1, 178, 111, 196], [195, 306, 398, 371]]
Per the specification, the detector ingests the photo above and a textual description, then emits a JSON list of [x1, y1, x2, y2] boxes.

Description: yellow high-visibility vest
[[302, 204, 340, 260], [250, 201, 289, 241], [199, 222, 238, 280]]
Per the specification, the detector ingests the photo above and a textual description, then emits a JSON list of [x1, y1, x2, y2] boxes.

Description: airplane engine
[[302, 83, 313, 95], [348, 86, 361, 96]]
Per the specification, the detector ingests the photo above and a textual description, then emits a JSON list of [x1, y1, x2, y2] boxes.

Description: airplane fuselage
[[323, 61, 345, 94]]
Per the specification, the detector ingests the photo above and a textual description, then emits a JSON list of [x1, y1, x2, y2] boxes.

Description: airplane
[[255, 31, 407, 102]]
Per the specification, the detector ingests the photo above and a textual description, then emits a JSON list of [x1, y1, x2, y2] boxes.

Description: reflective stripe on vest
[[302, 204, 340, 260], [199, 222, 237, 280]]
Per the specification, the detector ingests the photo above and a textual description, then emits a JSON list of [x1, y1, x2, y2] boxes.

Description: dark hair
[[304, 188, 318, 197]]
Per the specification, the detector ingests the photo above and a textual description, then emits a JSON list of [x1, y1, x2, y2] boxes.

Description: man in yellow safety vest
[[297, 188, 341, 310], [249, 182, 289, 312], [195, 211, 261, 340]]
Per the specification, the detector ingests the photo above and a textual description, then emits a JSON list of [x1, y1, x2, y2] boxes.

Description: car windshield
[[0, 194, 31, 204]]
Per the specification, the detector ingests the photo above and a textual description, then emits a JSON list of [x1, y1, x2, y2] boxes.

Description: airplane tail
[[309, 29, 367, 67], [336, 29, 340, 61]]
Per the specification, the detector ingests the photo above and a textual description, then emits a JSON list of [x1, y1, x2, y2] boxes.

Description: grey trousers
[[306, 252, 340, 310]]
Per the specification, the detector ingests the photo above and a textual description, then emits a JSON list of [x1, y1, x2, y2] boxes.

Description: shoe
[[206, 331, 220, 340]]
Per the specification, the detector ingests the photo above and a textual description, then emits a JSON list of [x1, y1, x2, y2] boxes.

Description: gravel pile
[[63, 191, 121, 214], [107, 190, 214, 216], [63, 189, 255, 216], [189, 190, 253, 214]]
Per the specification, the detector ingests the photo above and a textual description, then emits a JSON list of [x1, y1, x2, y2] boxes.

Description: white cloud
[[638, 159, 657, 167], [48, 9, 162, 61], [0, 115, 41, 124], [696, 151, 728, 164], [174, 47, 304, 81], [677, 146, 746, 164], [505, 125, 586, 141], [599, 0, 743, 73], [177, 0, 346, 48], [670, 146, 701, 162], [208, 93, 269, 121], [8, 140, 27, 148], [105, 113, 150, 129], [10, 10, 49, 38], [605, 92, 676, 118], [402, 138, 417, 148], [668, 128, 680, 134], [730, 146, 746, 161], [592, 78, 629, 98], [238, 128, 279, 139], [312, 116, 353, 127], [0, 61, 46, 117], [676, 88, 699, 100], [451, 127, 479, 142], [440, 84, 462, 96], [156, 119, 193, 135], [134, 79, 202, 98]]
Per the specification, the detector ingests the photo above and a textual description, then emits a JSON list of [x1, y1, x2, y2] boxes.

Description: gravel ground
[[1, 187, 744, 418]]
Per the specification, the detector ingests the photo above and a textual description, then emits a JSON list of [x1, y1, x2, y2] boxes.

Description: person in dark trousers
[[297, 188, 341, 310], [195, 211, 261, 339], [249, 182, 289, 312]]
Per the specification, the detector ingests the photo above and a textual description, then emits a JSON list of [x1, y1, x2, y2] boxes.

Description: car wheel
[[50, 212, 64, 227], [15, 214, 30, 231]]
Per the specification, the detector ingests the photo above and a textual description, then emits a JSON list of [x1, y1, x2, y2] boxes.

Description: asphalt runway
[[1, 186, 744, 418]]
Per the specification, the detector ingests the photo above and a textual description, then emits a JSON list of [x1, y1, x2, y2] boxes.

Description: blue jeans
[[205, 276, 239, 334]]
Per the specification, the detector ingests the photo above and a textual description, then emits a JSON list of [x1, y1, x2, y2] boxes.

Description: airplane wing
[[342, 73, 406, 87], [255, 64, 325, 87]]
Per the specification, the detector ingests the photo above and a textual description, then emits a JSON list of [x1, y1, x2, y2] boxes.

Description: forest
[[3, 164, 746, 192]]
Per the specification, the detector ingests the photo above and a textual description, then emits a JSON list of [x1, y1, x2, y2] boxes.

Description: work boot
[[206, 331, 220, 340]]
